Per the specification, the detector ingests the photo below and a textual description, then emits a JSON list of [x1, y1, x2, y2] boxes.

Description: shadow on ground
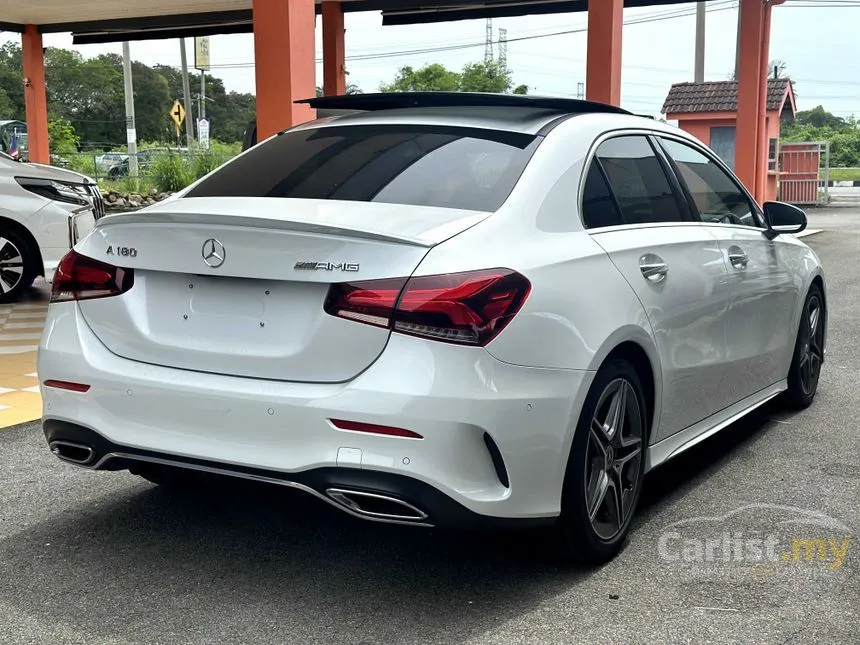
[[0, 402, 787, 644]]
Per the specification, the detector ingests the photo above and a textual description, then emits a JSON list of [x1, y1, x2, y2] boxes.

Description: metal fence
[[778, 141, 830, 206]]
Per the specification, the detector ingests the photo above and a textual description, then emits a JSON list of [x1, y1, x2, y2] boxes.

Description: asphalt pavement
[[0, 211, 857, 644]]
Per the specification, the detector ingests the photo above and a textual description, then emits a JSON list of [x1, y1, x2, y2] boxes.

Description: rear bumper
[[43, 420, 555, 530], [39, 302, 594, 524]]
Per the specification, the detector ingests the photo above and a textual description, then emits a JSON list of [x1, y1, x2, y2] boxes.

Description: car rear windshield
[[186, 124, 540, 212]]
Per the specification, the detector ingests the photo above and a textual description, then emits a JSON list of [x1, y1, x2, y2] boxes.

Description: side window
[[581, 162, 623, 229], [660, 138, 761, 228], [595, 136, 687, 225]]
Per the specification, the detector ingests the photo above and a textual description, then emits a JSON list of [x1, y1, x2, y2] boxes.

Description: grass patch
[[101, 177, 158, 196], [828, 167, 860, 182]]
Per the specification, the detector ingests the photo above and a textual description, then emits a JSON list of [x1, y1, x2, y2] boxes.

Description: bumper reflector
[[43, 380, 91, 393], [330, 419, 423, 439]]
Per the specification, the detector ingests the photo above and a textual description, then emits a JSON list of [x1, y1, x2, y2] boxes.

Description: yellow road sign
[[170, 100, 186, 129]]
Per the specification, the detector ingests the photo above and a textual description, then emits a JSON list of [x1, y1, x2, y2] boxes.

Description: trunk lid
[[74, 197, 488, 382]]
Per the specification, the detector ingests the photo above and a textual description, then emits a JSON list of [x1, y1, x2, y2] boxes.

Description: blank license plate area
[[158, 273, 328, 355], [190, 275, 267, 319]]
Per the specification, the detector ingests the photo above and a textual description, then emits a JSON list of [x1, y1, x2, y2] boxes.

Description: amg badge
[[106, 245, 137, 258], [294, 261, 360, 272]]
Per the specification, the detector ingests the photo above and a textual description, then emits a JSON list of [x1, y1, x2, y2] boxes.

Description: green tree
[[380, 63, 461, 92], [130, 61, 172, 143], [43, 49, 126, 148], [0, 87, 14, 118], [48, 118, 80, 154], [154, 64, 257, 143], [781, 105, 860, 167], [0, 43, 25, 120], [788, 105, 849, 131], [459, 60, 512, 93], [381, 61, 523, 94]]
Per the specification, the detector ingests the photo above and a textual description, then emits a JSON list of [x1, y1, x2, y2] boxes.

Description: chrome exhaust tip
[[326, 488, 429, 522], [49, 440, 95, 466]]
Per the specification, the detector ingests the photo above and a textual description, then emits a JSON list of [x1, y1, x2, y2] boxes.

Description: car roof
[[292, 93, 663, 137]]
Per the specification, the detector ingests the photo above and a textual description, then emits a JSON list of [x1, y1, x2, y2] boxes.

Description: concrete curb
[[796, 229, 823, 238], [821, 180, 860, 187]]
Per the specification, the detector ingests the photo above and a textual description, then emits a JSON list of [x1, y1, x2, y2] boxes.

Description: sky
[[2, 1, 859, 119]]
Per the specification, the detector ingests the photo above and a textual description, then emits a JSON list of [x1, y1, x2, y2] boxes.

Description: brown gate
[[778, 141, 830, 205]]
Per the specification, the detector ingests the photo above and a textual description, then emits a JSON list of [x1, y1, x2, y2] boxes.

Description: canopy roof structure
[[1, 0, 721, 43], [4, 0, 779, 207]]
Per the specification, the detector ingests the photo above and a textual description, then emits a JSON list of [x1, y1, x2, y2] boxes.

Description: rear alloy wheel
[[784, 285, 825, 409], [554, 358, 648, 564], [0, 231, 37, 304]]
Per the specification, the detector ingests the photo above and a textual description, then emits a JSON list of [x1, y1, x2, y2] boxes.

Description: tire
[[783, 284, 825, 410], [553, 357, 649, 565], [0, 229, 38, 304]]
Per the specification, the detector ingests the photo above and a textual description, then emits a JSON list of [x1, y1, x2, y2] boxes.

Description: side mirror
[[762, 201, 807, 239]]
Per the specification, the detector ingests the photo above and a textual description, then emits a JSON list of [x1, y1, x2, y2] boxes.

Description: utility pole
[[200, 70, 206, 119], [121, 42, 139, 182], [179, 38, 195, 148], [694, 1, 706, 83]]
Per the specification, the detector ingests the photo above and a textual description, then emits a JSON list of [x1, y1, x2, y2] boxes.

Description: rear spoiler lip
[[94, 207, 489, 248], [95, 211, 432, 247]]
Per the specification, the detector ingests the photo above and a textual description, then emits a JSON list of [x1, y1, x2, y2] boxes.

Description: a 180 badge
[[106, 246, 138, 258]]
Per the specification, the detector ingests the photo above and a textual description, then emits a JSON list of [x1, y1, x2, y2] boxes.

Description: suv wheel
[[0, 230, 38, 303]]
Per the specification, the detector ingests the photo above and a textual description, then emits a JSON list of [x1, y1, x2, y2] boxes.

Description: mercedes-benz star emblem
[[202, 238, 225, 268]]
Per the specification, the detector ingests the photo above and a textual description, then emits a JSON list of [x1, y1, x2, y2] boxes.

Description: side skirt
[[645, 380, 786, 473]]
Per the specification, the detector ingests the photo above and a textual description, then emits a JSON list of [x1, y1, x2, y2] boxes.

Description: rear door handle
[[728, 246, 749, 270], [639, 254, 668, 283]]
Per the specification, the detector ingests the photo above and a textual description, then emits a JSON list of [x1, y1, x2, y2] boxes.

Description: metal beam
[[54, 0, 728, 42]]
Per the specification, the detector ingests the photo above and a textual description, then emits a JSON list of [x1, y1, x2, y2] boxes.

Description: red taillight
[[323, 277, 408, 328], [324, 269, 531, 346], [330, 419, 423, 439], [51, 250, 134, 303], [43, 380, 91, 393]]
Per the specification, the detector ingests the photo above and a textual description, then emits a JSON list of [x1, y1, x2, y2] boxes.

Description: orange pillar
[[585, 0, 623, 106], [21, 25, 49, 165], [755, 0, 784, 202], [322, 2, 346, 96], [754, 3, 772, 201], [252, 0, 316, 140], [735, 0, 764, 200]]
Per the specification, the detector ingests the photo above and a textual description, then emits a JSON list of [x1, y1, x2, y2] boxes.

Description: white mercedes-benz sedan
[[39, 93, 826, 563]]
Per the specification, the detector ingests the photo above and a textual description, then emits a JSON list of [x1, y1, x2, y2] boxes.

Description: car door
[[582, 134, 731, 441], [657, 136, 802, 404]]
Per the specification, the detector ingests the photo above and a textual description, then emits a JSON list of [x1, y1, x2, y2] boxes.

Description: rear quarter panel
[[780, 233, 828, 370], [414, 116, 663, 455]]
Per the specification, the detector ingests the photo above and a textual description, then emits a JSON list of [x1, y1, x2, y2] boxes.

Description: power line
[[180, 1, 735, 71]]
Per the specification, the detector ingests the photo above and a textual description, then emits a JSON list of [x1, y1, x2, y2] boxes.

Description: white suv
[[0, 150, 105, 302]]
